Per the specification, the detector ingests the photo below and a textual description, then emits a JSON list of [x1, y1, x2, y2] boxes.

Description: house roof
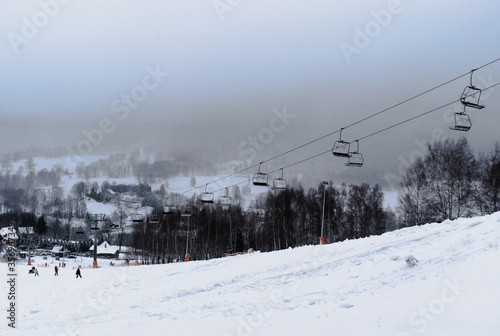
[[51, 245, 64, 253], [89, 241, 119, 255], [0, 227, 18, 240]]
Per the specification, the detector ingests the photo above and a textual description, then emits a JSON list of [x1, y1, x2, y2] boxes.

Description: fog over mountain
[[1, 0, 500, 189]]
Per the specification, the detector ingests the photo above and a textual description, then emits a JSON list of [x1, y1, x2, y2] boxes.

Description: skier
[[75, 267, 82, 278], [54, 265, 59, 276], [34, 268, 39, 276]]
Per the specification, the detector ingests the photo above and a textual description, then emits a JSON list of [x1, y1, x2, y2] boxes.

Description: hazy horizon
[[2, 0, 500, 189]]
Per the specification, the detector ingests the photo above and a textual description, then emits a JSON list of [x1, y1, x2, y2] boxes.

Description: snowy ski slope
[[2, 212, 500, 336]]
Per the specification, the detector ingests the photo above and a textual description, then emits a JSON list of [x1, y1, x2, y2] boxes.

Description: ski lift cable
[[257, 58, 500, 167], [179, 61, 500, 196], [170, 58, 500, 197], [340, 66, 488, 132], [275, 83, 500, 173], [210, 81, 500, 193], [474, 56, 500, 72], [355, 82, 500, 143], [194, 74, 457, 194]]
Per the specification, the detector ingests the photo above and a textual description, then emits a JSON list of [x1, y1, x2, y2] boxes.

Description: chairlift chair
[[460, 70, 485, 109], [149, 214, 161, 224], [346, 153, 364, 167], [219, 188, 231, 208], [87, 214, 105, 230], [163, 197, 176, 214], [449, 110, 472, 132], [132, 214, 144, 223], [272, 168, 287, 190], [253, 162, 269, 186], [345, 140, 364, 167], [181, 209, 192, 217], [162, 206, 174, 215], [332, 128, 351, 158], [200, 184, 215, 203]]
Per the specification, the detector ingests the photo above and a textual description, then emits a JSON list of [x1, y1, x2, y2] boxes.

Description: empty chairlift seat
[[450, 112, 472, 132], [219, 188, 231, 208], [460, 70, 485, 109], [200, 193, 214, 203], [132, 214, 144, 223], [162, 206, 174, 215], [272, 168, 287, 190], [461, 86, 485, 109], [149, 214, 161, 224], [332, 129, 351, 158], [219, 195, 231, 207], [181, 209, 192, 217], [253, 162, 269, 186], [346, 153, 364, 167], [200, 184, 215, 203], [345, 140, 364, 167]]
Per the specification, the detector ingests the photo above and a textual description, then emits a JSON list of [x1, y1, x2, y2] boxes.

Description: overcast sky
[[1, 0, 500, 188]]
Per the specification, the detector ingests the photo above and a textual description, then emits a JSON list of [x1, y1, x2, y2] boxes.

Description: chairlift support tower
[[87, 213, 106, 269]]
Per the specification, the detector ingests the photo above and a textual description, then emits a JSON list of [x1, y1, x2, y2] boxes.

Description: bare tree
[[398, 157, 429, 226]]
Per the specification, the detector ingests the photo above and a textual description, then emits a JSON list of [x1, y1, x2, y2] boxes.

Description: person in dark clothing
[[75, 268, 82, 278], [54, 266, 59, 276]]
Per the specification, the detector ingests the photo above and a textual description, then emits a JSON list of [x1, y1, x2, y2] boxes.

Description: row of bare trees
[[131, 182, 392, 262], [399, 138, 500, 226]]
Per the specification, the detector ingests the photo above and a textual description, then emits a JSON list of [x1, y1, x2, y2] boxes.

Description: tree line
[[398, 137, 499, 226], [74, 150, 220, 183], [130, 182, 392, 262], [2, 137, 498, 264]]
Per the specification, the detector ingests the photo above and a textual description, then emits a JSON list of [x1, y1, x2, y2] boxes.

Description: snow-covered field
[[2, 212, 500, 336]]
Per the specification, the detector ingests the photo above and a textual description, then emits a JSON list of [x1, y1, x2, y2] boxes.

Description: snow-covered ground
[[85, 198, 118, 216], [2, 212, 500, 335]]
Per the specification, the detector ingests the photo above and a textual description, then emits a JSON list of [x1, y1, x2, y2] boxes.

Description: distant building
[[0, 227, 18, 253], [0, 227, 18, 241], [51, 245, 65, 257], [89, 241, 120, 259], [102, 189, 117, 202]]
